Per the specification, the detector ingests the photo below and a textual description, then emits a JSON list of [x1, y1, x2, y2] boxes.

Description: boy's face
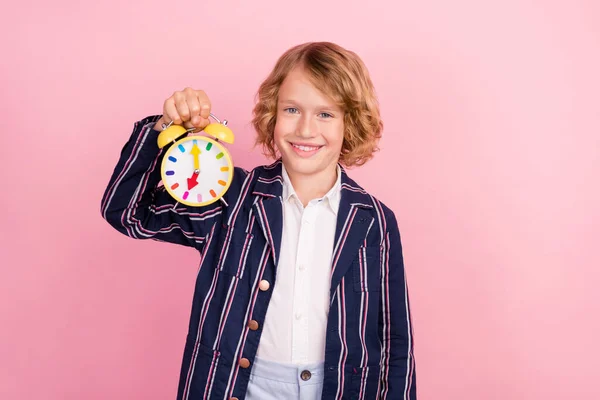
[[274, 67, 344, 180]]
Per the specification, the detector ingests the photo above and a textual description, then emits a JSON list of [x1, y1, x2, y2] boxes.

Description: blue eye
[[284, 107, 299, 114], [319, 113, 333, 118]]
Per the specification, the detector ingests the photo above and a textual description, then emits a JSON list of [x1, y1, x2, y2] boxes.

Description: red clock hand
[[187, 171, 200, 190]]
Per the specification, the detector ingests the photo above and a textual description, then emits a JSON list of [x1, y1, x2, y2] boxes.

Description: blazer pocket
[[216, 223, 254, 279], [350, 365, 381, 399], [352, 245, 382, 292]]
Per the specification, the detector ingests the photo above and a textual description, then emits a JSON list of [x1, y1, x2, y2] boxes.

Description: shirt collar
[[281, 163, 342, 215]]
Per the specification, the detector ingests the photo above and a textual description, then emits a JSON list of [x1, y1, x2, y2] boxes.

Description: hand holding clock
[[154, 88, 213, 133]]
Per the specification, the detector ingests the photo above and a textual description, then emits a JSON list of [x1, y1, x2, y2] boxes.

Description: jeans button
[[300, 370, 312, 381]]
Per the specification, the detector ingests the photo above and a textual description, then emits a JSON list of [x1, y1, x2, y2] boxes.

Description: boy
[[101, 42, 416, 400]]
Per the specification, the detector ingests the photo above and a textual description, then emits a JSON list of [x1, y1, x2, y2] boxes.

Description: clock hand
[[190, 143, 201, 170], [187, 170, 200, 190], [187, 143, 202, 190]]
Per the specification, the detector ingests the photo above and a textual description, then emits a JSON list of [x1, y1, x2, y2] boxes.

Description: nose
[[297, 115, 318, 138]]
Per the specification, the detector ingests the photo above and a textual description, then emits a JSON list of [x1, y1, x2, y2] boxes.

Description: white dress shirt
[[255, 164, 342, 365]]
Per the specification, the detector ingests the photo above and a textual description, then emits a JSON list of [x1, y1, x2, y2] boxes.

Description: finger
[[163, 97, 180, 125], [186, 91, 203, 128], [174, 91, 191, 123], [197, 91, 211, 119], [193, 98, 212, 130], [197, 108, 211, 128]]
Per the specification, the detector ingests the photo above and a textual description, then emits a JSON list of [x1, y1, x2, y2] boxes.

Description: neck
[[286, 164, 338, 207]]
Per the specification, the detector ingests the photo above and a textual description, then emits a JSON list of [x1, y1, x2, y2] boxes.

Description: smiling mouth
[[290, 143, 324, 152]]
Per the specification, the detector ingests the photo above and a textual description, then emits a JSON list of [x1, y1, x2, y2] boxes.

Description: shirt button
[[239, 358, 250, 369], [300, 370, 312, 381], [295, 313, 302, 320], [248, 320, 259, 331], [298, 264, 305, 271], [259, 280, 270, 291]]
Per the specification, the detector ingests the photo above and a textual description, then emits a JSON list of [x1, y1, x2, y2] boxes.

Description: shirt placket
[[291, 200, 315, 364]]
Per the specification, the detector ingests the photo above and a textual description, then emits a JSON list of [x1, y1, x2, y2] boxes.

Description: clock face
[[161, 136, 234, 207]]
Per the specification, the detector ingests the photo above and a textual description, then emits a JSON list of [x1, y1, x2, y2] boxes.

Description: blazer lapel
[[329, 168, 374, 302], [251, 161, 284, 267]]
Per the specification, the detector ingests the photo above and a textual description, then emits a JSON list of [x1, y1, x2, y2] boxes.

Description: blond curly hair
[[252, 42, 383, 167]]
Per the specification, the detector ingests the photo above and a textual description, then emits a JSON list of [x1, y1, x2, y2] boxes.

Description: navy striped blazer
[[101, 115, 417, 400]]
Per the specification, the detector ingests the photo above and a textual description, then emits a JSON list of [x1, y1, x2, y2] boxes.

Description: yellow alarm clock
[[157, 113, 234, 207]]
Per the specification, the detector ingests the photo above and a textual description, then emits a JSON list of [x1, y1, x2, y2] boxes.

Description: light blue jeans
[[245, 356, 325, 400]]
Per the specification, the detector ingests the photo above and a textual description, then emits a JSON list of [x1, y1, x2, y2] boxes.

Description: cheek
[[274, 118, 297, 143], [273, 120, 283, 144], [326, 124, 345, 150]]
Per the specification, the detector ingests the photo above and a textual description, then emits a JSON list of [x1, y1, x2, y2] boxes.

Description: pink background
[[1, 1, 599, 399]]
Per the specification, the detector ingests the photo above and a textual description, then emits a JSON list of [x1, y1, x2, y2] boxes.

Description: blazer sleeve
[[100, 115, 230, 250], [379, 209, 417, 399]]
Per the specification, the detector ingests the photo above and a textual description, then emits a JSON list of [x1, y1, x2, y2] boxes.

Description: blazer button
[[239, 358, 251, 369], [259, 280, 270, 291], [248, 320, 259, 331]]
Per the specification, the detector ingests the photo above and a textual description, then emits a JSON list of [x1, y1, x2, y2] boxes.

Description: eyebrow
[[278, 99, 340, 111]]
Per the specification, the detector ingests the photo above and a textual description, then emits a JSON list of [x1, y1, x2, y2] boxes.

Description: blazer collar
[[252, 159, 374, 210]]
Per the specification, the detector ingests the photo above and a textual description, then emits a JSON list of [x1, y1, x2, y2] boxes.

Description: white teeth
[[292, 143, 320, 152]]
